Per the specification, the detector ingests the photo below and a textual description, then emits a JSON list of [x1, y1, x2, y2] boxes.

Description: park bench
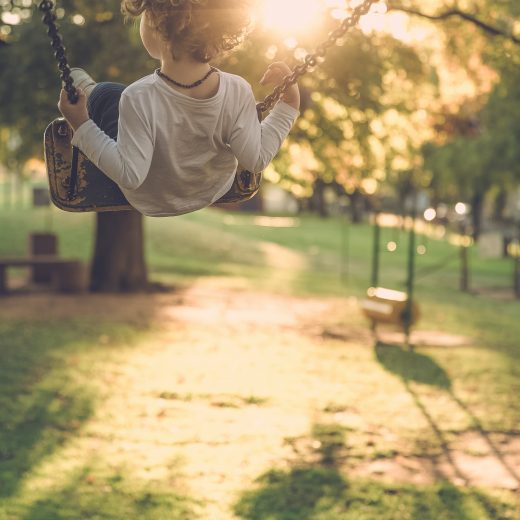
[[0, 256, 87, 294]]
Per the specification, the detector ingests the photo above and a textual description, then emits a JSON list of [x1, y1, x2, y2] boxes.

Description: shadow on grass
[[235, 471, 516, 520], [234, 427, 515, 520], [233, 346, 517, 519], [234, 466, 347, 520], [14, 463, 197, 520], [374, 342, 520, 511], [0, 320, 149, 500], [375, 342, 452, 390]]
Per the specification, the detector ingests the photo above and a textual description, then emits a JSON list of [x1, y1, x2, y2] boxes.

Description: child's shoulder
[[122, 74, 156, 99], [219, 71, 253, 95]]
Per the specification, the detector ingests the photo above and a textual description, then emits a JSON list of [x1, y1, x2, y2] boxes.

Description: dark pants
[[87, 82, 126, 140]]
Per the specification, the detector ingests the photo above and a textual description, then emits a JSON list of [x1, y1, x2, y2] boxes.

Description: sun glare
[[257, 0, 388, 36], [258, 0, 380, 36], [257, 0, 430, 45], [259, 0, 324, 35]]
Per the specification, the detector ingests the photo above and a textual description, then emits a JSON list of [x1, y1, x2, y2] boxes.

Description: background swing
[[38, 0, 378, 213], [361, 209, 421, 345]]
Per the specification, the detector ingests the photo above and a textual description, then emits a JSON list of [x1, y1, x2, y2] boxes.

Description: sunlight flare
[[256, 0, 431, 45], [258, 0, 324, 35], [257, 0, 386, 36]]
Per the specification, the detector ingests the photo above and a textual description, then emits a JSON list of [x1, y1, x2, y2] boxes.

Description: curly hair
[[121, 0, 252, 63]]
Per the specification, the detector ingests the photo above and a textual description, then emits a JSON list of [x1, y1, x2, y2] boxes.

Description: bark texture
[[90, 210, 148, 292]]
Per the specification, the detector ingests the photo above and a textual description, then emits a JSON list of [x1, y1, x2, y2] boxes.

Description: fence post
[[371, 211, 380, 288], [404, 196, 417, 345], [514, 223, 520, 299], [459, 222, 470, 292]]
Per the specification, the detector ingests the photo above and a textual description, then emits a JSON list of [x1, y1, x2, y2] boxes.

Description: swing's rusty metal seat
[[44, 118, 131, 212], [44, 118, 262, 212]]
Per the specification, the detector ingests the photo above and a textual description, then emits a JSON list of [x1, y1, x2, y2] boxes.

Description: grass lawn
[[0, 207, 518, 519]]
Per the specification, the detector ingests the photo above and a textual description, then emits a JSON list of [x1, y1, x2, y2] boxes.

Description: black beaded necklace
[[156, 67, 218, 89]]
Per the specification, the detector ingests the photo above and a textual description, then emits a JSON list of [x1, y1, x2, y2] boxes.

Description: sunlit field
[[0, 207, 519, 519]]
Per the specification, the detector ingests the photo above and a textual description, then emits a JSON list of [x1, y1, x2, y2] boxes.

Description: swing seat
[[361, 287, 420, 328], [44, 118, 262, 212]]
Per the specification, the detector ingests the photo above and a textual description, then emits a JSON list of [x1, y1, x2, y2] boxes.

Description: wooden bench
[[0, 256, 88, 294]]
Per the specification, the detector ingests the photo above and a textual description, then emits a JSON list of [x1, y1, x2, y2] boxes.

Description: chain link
[[257, 0, 378, 113], [39, 0, 78, 103]]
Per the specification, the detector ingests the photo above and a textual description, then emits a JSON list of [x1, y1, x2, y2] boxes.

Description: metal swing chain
[[39, 0, 80, 200], [257, 0, 379, 113], [39, 0, 78, 104]]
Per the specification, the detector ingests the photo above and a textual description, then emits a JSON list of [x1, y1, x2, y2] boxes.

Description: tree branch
[[387, 3, 520, 45]]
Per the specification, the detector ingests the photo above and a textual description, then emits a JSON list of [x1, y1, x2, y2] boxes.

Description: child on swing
[[58, 0, 300, 217]]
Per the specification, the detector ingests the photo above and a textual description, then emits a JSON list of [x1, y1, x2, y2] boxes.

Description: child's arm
[[229, 63, 300, 174], [58, 89, 153, 191]]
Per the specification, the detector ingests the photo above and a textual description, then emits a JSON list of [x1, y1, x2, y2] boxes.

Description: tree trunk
[[310, 179, 328, 218], [471, 191, 485, 241], [493, 188, 507, 222], [90, 210, 148, 292], [349, 189, 364, 223]]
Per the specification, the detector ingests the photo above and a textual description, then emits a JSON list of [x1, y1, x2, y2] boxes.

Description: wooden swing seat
[[44, 118, 262, 212], [361, 287, 420, 328]]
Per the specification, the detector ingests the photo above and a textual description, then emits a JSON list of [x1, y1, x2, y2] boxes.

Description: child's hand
[[260, 62, 300, 111], [58, 88, 89, 131]]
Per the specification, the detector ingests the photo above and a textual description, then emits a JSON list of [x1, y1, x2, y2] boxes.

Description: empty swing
[[361, 211, 421, 344], [39, 0, 378, 213]]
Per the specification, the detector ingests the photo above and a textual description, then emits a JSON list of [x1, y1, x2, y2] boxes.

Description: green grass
[[1, 207, 519, 423], [235, 467, 517, 520], [2, 206, 518, 298], [0, 207, 519, 519], [2, 208, 519, 394], [5, 464, 196, 520], [234, 420, 518, 519], [0, 320, 199, 519]]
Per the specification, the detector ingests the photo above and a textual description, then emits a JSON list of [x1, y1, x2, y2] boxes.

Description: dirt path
[[3, 281, 519, 518]]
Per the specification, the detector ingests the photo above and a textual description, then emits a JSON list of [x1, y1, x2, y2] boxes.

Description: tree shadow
[[234, 421, 514, 520], [374, 341, 519, 506], [235, 466, 347, 520], [235, 420, 350, 519], [12, 463, 198, 520], [0, 319, 150, 500]]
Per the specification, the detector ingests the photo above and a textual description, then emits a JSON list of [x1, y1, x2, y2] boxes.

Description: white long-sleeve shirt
[[71, 70, 299, 216]]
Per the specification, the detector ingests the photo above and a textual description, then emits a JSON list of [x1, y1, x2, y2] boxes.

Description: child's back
[[59, 0, 300, 216]]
